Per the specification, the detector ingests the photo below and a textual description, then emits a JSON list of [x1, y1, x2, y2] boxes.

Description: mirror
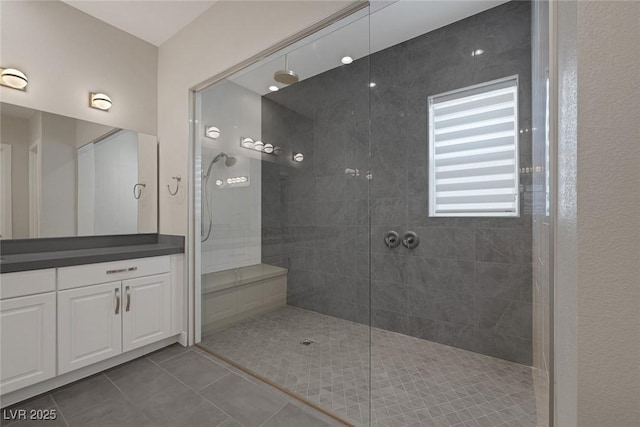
[[0, 102, 158, 239]]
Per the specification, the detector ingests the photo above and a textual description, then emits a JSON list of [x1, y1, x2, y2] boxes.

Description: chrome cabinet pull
[[114, 288, 120, 315], [125, 286, 131, 312], [106, 266, 138, 274]]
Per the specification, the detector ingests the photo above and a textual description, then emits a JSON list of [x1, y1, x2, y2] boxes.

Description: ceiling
[[62, 0, 217, 46], [228, 0, 508, 96]]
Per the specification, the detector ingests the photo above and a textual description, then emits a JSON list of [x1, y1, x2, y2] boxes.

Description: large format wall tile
[[262, 1, 533, 364]]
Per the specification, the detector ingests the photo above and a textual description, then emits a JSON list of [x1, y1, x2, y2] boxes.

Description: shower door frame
[[187, 0, 370, 346]]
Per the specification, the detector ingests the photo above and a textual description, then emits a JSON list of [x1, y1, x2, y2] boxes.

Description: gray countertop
[[0, 234, 184, 273]]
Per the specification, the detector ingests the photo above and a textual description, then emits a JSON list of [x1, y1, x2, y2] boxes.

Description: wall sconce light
[[293, 152, 304, 162], [253, 140, 264, 151], [0, 67, 28, 90], [205, 126, 221, 139], [89, 92, 112, 111], [240, 137, 279, 156]]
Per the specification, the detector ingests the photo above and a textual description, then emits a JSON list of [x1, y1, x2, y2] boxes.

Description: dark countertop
[[0, 234, 184, 273]]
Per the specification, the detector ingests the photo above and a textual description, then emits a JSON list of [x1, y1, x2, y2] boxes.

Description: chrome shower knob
[[402, 231, 420, 249], [384, 231, 401, 249]]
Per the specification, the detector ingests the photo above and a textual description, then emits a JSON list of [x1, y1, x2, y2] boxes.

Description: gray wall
[[262, 1, 533, 364]]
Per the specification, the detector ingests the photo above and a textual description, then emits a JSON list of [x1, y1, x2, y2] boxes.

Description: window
[[428, 76, 519, 217]]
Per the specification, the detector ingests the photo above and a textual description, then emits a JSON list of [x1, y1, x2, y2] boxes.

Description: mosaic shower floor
[[201, 306, 539, 427]]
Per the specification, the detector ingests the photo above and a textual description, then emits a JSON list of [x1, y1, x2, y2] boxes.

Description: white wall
[[158, 0, 355, 236], [0, 115, 30, 238], [556, 1, 640, 426], [200, 81, 262, 273], [40, 113, 77, 237], [0, 0, 157, 135]]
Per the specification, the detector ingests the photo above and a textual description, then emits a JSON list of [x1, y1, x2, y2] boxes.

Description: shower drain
[[300, 338, 314, 346]]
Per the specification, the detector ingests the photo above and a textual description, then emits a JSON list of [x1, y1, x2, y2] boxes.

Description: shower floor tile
[[201, 306, 540, 427]]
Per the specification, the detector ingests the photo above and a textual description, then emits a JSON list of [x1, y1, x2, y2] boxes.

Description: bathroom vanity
[[0, 235, 185, 406]]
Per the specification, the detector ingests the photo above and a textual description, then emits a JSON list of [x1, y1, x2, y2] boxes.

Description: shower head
[[204, 152, 236, 180], [273, 53, 299, 85], [274, 69, 299, 85]]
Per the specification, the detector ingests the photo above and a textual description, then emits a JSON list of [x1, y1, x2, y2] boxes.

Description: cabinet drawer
[[0, 269, 56, 300], [58, 256, 170, 290]]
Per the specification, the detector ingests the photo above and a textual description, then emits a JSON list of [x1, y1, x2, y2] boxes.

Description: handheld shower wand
[[201, 152, 237, 242]]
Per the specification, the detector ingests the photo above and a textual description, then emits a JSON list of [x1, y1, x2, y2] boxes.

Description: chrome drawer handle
[[106, 266, 138, 274], [125, 286, 131, 312], [114, 288, 120, 315]]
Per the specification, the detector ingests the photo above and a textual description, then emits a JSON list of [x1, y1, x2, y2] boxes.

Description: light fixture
[[205, 126, 221, 139], [0, 67, 28, 90], [341, 56, 353, 65], [369, 82, 377, 88], [89, 92, 112, 111], [226, 176, 249, 185], [215, 180, 223, 186], [239, 137, 280, 156], [471, 49, 484, 57], [269, 85, 279, 92], [293, 152, 304, 163]]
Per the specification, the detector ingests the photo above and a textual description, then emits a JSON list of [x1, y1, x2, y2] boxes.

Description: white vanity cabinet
[[122, 273, 172, 352], [57, 281, 123, 374], [0, 270, 57, 395], [57, 257, 173, 374]]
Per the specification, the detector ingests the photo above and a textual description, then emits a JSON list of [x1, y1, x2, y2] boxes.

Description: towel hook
[[167, 176, 181, 196], [133, 183, 146, 200]]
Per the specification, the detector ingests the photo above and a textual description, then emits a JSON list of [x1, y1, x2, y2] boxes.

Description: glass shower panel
[[368, 1, 541, 426], [195, 8, 372, 426]]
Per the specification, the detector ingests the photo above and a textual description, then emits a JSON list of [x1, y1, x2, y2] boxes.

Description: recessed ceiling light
[[293, 152, 304, 163], [369, 82, 377, 88], [471, 49, 484, 56], [269, 85, 279, 92], [341, 56, 353, 65]]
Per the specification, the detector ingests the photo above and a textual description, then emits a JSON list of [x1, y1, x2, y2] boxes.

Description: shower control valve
[[384, 231, 401, 249], [402, 231, 420, 249]]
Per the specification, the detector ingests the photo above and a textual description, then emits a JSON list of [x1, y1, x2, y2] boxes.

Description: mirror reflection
[[0, 102, 158, 239]]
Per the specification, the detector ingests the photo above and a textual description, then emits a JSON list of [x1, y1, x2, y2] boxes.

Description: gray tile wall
[[262, 1, 533, 364]]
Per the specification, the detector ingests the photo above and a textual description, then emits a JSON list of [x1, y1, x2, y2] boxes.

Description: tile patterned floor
[[201, 306, 540, 427], [1, 344, 344, 427]]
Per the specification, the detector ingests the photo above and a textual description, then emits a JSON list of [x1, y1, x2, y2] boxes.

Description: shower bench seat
[[201, 263, 287, 334]]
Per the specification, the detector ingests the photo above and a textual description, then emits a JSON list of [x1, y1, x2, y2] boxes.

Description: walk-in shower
[[193, 2, 552, 426]]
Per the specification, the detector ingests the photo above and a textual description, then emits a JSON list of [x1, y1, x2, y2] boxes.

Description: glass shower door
[[367, 1, 541, 426], [194, 7, 373, 426]]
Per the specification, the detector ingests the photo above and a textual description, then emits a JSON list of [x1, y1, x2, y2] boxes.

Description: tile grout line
[[49, 394, 71, 427], [102, 373, 159, 426], [146, 351, 239, 425]]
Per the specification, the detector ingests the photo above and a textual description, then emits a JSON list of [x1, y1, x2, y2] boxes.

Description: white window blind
[[428, 76, 519, 217]]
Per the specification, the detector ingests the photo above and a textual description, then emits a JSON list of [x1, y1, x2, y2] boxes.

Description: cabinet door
[[58, 282, 122, 374], [0, 293, 56, 394], [122, 273, 171, 352]]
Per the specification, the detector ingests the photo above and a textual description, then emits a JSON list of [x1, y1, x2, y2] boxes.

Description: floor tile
[[147, 343, 190, 364], [160, 351, 230, 391], [65, 395, 154, 427], [263, 403, 340, 427], [106, 357, 180, 403], [139, 382, 228, 427], [201, 305, 538, 427], [51, 374, 122, 418], [201, 374, 287, 427]]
